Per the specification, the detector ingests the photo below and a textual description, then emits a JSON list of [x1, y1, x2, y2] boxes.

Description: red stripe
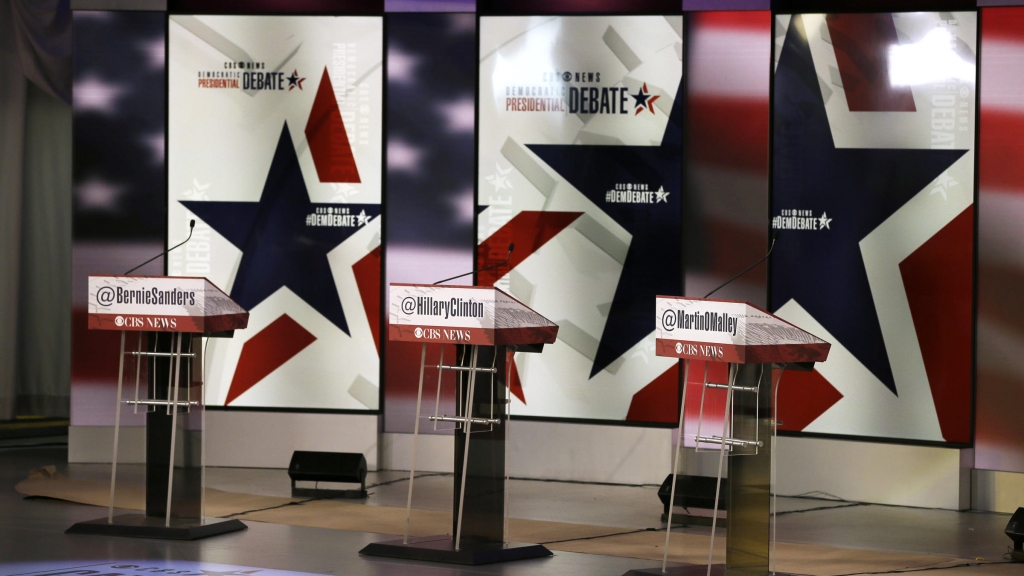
[[625, 364, 679, 425], [353, 245, 381, 353], [825, 14, 916, 112], [306, 67, 361, 183], [477, 210, 583, 287], [979, 109, 1024, 192], [899, 206, 973, 444], [982, 7, 1024, 42], [691, 10, 771, 31], [777, 369, 843, 432], [226, 314, 316, 405], [687, 96, 769, 174]]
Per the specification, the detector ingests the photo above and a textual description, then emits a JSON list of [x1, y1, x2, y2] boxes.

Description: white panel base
[[69, 425, 146, 464], [776, 435, 971, 510], [380, 432, 455, 473], [507, 421, 671, 485], [205, 411, 379, 470], [383, 422, 671, 485], [70, 413, 380, 470], [973, 469, 1024, 513]]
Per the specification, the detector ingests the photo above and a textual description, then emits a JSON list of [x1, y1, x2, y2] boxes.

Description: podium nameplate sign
[[388, 284, 558, 347], [654, 296, 829, 365], [88, 275, 248, 334]]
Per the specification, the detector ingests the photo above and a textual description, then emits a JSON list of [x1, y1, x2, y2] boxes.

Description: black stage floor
[[0, 443, 1016, 575]]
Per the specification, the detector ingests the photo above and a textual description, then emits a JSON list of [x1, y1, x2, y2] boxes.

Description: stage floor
[[0, 443, 1017, 575]]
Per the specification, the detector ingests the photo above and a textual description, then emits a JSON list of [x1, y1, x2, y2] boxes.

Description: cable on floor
[[538, 526, 660, 545], [226, 472, 452, 518], [365, 471, 449, 490], [0, 442, 69, 451], [829, 558, 1016, 576], [775, 502, 865, 516]]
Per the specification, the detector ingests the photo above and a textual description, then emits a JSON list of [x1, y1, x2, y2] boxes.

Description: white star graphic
[[818, 211, 832, 230], [485, 162, 514, 191], [654, 186, 670, 203], [356, 209, 371, 226], [929, 173, 958, 200]]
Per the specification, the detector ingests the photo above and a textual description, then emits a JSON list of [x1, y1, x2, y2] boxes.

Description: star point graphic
[[356, 209, 371, 226], [929, 173, 958, 200], [818, 211, 832, 229], [654, 186, 670, 203], [485, 162, 514, 191], [287, 69, 305, 91], [527, 79, 683, 378], [631, 82, 660, 115], [771, 14, 966, 395], [181, 122, 380, 336]]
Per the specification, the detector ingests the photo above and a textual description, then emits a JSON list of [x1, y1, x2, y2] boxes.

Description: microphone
[[703, 231, 779, 299], [433, 243, 515, 285], [124, 219, 195, 276]]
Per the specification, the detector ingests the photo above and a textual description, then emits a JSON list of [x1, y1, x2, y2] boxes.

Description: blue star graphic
[[630, 86, 651, 110], [770, 15, 966, 395], [527, 82, 682, 378], [181, 123, 379, 335], [287, 70, 304, 90]]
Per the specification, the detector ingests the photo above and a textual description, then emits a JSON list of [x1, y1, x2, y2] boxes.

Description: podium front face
[[69, 276, 248, 539], [651, 296, 829, 576]]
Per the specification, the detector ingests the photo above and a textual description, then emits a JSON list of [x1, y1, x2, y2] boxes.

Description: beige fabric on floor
[[238, 499, 627, 543], [15, 466, 301, 518], [18, 469, 991, 575], [552, 529, 973, 576]]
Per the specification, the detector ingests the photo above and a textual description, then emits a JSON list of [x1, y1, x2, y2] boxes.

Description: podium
[[67, 275, 249, 540], [359, 283, 559, 565], [627, 297, 830, 576]]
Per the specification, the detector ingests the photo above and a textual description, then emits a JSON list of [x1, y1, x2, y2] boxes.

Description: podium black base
[[625, 564, 795, 576], [66, 514, 247, 540], [360, 535, 552, 565]]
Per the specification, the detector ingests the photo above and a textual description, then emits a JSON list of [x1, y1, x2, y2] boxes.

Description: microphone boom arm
[[433, 243, 514, 285], [124, 220, 195, 276], [703, 233, 779, 299]]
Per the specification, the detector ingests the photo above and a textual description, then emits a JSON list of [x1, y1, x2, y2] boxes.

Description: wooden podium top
[[87, 275, 249, 333], [654, 296, 830, 365], [388, 284, 558, 346]]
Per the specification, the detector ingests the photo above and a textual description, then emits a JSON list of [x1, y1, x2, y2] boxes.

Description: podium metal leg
[[770, 366, 785, 576], [132, 332, 142, 414], [707, 363, 737, 576], [404, 342, 428, 545], [165, 332, 182, 527], [662, 359, 691, 572], [454, 344, 479, 551], [108, 330, 126, 524]]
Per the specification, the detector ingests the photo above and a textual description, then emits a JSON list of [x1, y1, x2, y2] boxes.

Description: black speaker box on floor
[[658, 474, 728, 527], [288, 451, 367, 499], [1007, 506, 1024, 561]]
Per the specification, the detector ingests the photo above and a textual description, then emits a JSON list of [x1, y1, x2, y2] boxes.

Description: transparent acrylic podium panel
[[108, 331, 206, 526]]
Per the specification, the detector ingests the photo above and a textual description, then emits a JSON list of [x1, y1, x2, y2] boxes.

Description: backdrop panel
[[168, 15, 383, 411], [71, 10, 166, 428], [976, 6, 1024, 472], [681, 10, 771, 447], [477, 15, 684, 424], [770, 12, 976, 444]]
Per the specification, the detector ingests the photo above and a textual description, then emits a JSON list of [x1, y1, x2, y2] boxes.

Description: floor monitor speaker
[[288, 451, 367, 499]]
